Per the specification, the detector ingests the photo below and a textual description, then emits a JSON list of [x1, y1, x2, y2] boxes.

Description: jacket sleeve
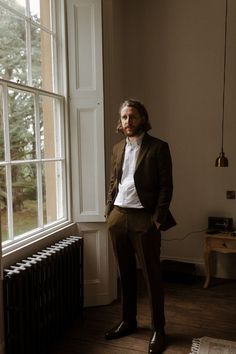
[[105, 145, 117, 218], [152, 142, 174, 227]]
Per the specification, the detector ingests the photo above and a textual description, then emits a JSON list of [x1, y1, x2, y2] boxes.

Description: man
[[105, 99, 176, 354]]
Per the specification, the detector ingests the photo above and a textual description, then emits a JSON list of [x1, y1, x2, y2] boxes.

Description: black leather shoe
[[105, 320, 137, 340], [148, 331, 166, 354]]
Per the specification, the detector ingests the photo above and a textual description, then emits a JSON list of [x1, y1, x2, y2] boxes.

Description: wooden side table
[[204, 233, 236, 288]]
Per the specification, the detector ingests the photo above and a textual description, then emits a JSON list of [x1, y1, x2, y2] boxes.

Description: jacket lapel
[[135, 134, 151, 172], [116, 140, 126, 181]]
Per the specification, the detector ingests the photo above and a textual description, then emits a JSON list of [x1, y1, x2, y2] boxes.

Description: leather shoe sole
[[105, 320, 137, 340]]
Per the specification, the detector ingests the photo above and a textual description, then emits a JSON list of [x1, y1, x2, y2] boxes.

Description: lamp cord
[[221, 0, 228, 152]]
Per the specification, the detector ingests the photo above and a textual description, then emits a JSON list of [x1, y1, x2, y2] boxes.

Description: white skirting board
[[161, 255, 236, 280]]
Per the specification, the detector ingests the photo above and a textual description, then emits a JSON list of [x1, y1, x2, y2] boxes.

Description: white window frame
[[0, 0, 71, 255]]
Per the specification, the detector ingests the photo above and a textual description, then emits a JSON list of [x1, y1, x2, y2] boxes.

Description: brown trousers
[[107, 206, 165, 331]]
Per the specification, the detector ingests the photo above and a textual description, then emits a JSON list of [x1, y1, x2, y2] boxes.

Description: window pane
[[43, 161, 64, 225], [0, 85, 4, 161], [1, 0, 26, 15], [31, 26, 53, 90], [0, 166, 8, 242], [8, 89, 36, 160], [31, 25, 42, 88], [30, 0, 40, 22], [30, 0, 52, 30], [0, 5, 27, 84], [40, 96, 62, 158], [12, 163, 38, 237]]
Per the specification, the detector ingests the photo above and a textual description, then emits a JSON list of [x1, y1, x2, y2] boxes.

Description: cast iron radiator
[[3, 235, 83, 354]]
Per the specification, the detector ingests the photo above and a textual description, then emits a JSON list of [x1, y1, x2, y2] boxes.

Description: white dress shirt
[[114, 134, 144, 209]]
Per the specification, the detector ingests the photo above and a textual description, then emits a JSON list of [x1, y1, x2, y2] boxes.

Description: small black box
[[208, 216, 233, 232], [161, 260, 196, 284]]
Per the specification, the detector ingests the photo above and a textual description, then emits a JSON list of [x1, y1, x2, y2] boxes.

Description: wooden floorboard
[[50, 274, 236, 354]]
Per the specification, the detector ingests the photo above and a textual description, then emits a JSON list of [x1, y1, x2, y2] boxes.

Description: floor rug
[[190, 336, 236, 354]]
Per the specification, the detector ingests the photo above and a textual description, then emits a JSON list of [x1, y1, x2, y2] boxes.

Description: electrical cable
[[163, 228, 207, 242]]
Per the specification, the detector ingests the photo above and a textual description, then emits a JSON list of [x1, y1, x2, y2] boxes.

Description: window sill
[[2, 221, 79, 268]]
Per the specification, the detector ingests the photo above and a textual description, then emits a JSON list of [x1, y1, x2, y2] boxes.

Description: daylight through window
[[0, 0, 69, 249]]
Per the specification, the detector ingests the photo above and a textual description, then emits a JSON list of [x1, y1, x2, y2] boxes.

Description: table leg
[[204, 249, 211, 288]]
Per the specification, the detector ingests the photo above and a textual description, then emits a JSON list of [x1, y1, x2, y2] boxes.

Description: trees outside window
[[0, 0, 69, 249]]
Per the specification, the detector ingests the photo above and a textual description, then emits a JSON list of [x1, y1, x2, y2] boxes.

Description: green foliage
[[0, 0, 42, 212], [0, 3, 26, 82]]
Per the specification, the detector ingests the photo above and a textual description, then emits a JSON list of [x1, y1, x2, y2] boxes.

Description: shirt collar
[[126, 132, 145, 147]]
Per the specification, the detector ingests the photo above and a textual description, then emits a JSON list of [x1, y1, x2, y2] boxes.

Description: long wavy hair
[[116, 99, 152, 134]]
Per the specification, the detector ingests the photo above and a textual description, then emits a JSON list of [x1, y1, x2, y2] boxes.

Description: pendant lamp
[[215, 0, 229, 167]]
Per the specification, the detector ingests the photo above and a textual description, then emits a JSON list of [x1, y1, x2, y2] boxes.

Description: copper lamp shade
[[215, 151, 228, 167]]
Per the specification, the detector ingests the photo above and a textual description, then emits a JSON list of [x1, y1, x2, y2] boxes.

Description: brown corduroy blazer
[[106, 133, 176, 231]]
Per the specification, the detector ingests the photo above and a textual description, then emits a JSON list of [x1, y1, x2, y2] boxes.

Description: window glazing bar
[[0, 79, 64, 100]]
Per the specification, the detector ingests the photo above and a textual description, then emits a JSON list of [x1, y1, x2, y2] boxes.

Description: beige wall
[[104, 0, 236, 276]]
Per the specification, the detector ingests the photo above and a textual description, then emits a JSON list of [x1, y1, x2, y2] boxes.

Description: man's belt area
[[114, 206, 149, 214]]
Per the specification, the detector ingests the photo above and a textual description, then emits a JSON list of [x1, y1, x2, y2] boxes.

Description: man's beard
[[123, 124, 144, 137]]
